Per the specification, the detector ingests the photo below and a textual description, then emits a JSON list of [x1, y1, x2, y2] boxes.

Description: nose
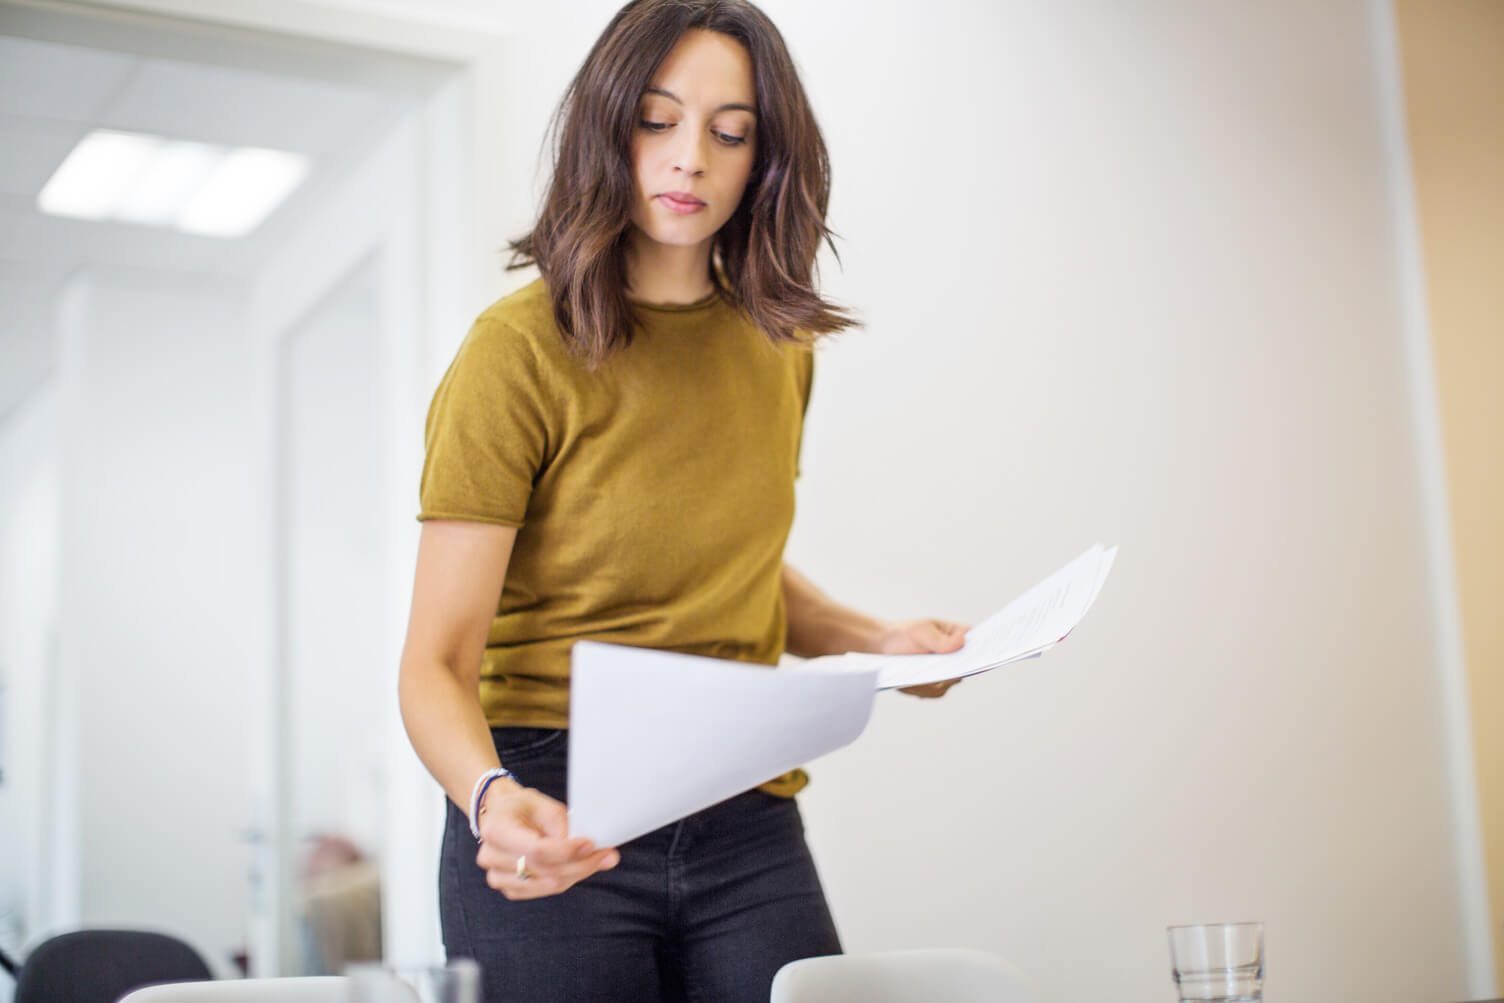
[[673, 126, 708, 178]]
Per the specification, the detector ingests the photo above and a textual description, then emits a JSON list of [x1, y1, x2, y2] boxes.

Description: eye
[[639, 120, 748, 147]]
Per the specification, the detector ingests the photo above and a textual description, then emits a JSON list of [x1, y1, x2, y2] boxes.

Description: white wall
[[280, 256, 386, 865], [0, 266, 60, 420], [55, 270, 260, 964], [773, 2, 1470, 1001], [0, 384, 57, 986]]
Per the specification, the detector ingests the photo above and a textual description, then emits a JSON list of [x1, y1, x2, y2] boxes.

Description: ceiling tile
[[0, 194, 237, 275], [102, 57, 396, 157], [0, 36, 138, 122], [0, 114, 88, 197]]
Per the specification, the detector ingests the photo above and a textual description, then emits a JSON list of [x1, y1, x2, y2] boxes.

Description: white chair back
[[770, 948, 1041, 1003], [117, 976, 351, 1003]]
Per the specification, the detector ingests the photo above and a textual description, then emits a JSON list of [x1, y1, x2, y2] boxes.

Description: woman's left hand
[[875, 618, 971, 698]]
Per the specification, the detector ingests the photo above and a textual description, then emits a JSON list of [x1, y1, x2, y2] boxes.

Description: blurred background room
[[0, 0, 1498, 1000]]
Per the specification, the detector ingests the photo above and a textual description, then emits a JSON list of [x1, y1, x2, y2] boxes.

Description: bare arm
[[397, 519, 616, 898], [780, 561, 970, 697], [397, 520, 520, 812], [781, 562, 887, 658]]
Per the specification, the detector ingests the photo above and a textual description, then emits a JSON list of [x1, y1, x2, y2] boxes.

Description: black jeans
[[439, 727, 843, 1002]]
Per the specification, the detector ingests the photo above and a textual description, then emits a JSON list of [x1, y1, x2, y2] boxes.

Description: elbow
[[396, 648, 477, 716], [396, 650, 445, 722], [396, 654, 423, 732]]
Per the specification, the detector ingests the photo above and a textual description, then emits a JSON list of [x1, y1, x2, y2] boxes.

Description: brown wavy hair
[[505, 0, 859, 368]]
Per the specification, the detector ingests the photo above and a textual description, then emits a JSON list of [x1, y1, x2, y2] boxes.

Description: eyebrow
[[643, 86, 756, 116]]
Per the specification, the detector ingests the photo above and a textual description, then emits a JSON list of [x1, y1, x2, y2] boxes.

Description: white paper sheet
[[566, 641, 879, 847], [801, 542, 1118, 690]]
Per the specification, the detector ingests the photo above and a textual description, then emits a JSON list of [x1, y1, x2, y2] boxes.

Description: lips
[[660, 191, 705, 207]]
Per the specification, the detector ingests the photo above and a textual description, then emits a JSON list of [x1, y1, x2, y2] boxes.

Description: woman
[[397, 2, 968, 999]]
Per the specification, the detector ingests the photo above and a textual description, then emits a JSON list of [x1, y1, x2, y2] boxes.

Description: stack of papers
[[566, 543, 1117, 846], [804, 541, 1117, 690]]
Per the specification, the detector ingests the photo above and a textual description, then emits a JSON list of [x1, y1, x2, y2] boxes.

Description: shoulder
[[475, 275, 555, 336], [451, 276, 575, 379], [465, 277, 555, 354]]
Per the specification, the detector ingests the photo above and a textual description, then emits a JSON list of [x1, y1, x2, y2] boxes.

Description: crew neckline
[[627, 287, 723, 312]]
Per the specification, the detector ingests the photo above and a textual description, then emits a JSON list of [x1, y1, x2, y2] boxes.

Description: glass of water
[[346, 959, 481, 1003], [1167, 921, 1264, 1002]]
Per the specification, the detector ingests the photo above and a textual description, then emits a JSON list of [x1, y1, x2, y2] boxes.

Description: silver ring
[[515, 854, 533, 882]]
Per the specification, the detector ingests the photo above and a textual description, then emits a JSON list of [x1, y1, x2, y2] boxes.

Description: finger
[[480, 790, 582, 853], [477, 834, 554, 872], [483, 850, 562, 893], [926, 620, 969, 645], [912, 620, 948, 652], [486, 865, 563, 899], [524, 792, 570, 839], [920, 620, 965, 653], [938, 620, 968, 649], [485, 847, 618, 899], [535, 847, 619, 888], [478, 833, 593, 881], [525, 834, 607, 868], [479, 833, 603, 888], [477, 812, 550, 864], [899, 678, 960, 699], [477, 788, 549, 845]]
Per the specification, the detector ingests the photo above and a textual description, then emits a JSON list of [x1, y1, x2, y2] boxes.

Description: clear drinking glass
[[345, 959, 481, 1003], [1167, 921, 1264, 1002]]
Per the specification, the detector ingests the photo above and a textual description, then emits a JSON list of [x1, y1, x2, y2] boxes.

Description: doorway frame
[[4, 0, 496, 971]]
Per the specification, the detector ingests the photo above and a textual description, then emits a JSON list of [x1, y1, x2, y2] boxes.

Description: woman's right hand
[[474, 782, 620, 900]]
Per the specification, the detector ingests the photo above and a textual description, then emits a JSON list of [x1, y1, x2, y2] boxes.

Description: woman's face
[[629, 29, 758, 254]]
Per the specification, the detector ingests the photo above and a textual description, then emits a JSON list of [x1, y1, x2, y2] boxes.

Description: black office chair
[[10, 929, 214, 1003]]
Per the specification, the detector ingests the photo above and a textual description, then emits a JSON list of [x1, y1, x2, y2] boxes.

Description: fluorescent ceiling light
[[37, 129, 310, 239], [176, 147, 309, 239], [115, 141, 225, 226], [38, 129, 160, 221]]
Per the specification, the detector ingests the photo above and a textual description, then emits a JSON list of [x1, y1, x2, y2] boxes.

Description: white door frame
[[9, 0, 493, 972], [62, 0, 492, 969], [249, 89, 471, 971]]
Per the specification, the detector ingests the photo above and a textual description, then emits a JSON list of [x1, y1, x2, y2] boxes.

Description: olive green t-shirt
[[417, 276, 814, 797]]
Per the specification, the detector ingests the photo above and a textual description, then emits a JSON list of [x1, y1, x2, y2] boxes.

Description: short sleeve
[[794, 345, 814, 479], [417, 318, 551, 527]]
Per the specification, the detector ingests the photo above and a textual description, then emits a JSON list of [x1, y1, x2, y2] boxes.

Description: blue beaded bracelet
[[468, 766, 515, 841]]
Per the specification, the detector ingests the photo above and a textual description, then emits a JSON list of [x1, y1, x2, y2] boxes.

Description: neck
[[625, 229, 716, 305]]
